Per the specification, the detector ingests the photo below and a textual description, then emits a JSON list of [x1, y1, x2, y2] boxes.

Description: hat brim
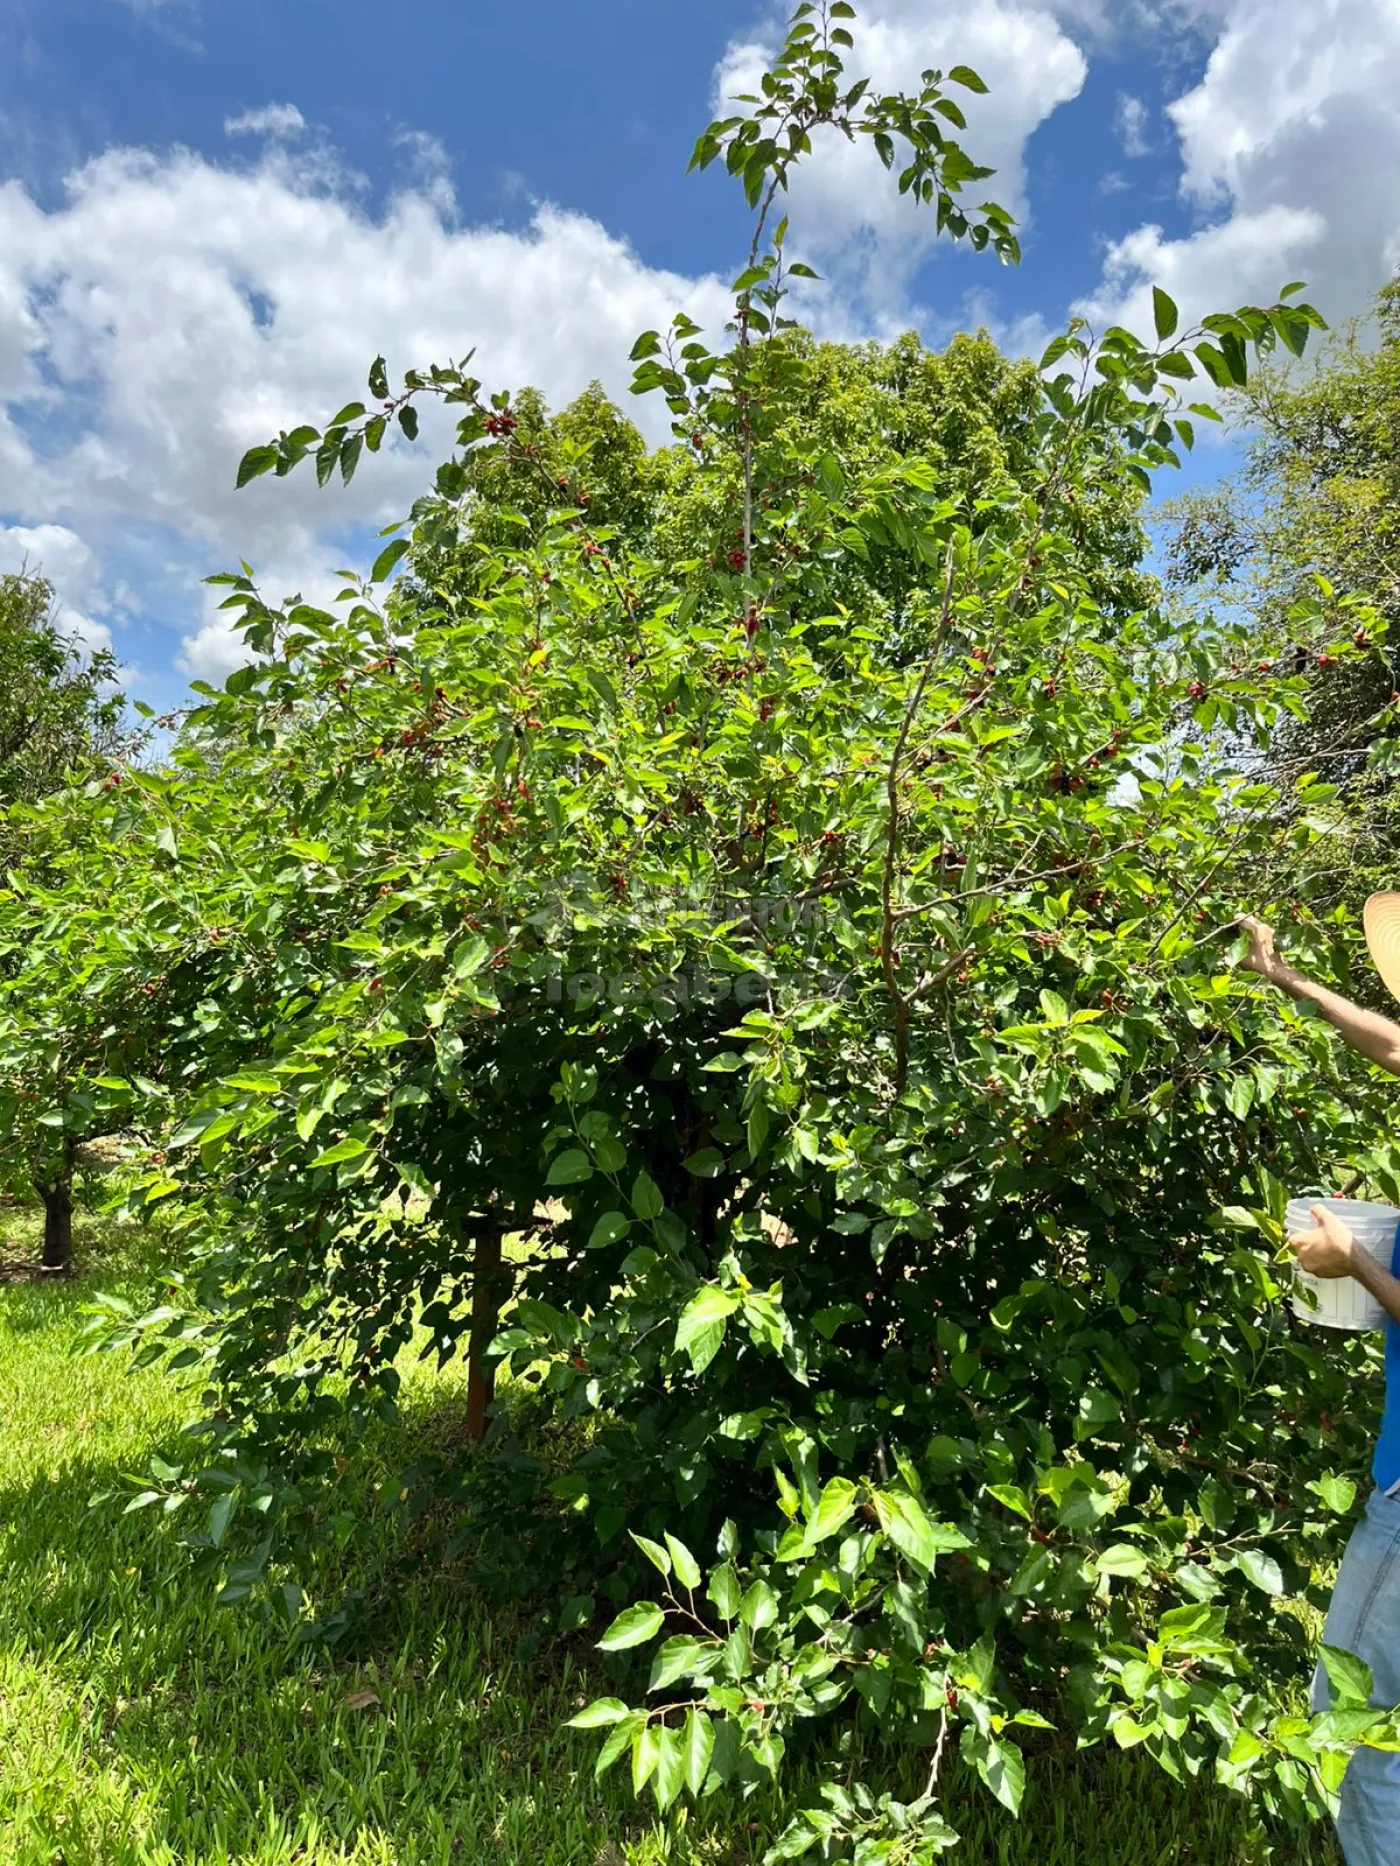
[[1364, 893, 1400, 1008]]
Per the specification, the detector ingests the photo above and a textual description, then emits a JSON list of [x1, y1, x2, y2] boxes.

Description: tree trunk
[[466, 1227, 507, 1443], [39, 1174, 74, 1274]]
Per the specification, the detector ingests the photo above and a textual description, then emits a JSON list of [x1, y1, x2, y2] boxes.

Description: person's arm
[[1239, 915, 1400, 1077], [1290, 1205, 1400, 1328]]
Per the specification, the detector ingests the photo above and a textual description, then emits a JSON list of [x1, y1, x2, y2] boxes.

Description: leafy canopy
[[6, 5, 1395, 1859]]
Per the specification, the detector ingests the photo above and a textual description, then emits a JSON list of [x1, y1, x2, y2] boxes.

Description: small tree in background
[[1160, 277, 1400, 924], [0, 570, 125, 1271], [1, 571, 122, 814]]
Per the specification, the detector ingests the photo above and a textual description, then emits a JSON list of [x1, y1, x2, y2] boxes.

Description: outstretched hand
[[1238, 914, 1282, 982], [1287, 1204, 1358, 1280]]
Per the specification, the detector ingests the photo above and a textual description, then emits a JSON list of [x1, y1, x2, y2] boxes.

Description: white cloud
[[225, 104, 307, 141], [712, 1, 1088, 322], [0, 144, 732, 683], [1116, 93, 1151, 158], [1077, 0, 1400, 344], [0, 522, 115, 656]]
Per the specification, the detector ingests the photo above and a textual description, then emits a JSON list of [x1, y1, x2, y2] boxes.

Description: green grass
[[0, 1202, 1342, 1866]]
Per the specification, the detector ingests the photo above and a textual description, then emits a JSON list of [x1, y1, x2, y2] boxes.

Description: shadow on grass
[[0, 1196, 155, 1284], [0, 1271, 1344, 1866]]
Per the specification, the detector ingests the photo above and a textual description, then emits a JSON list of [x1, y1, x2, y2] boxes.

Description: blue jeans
[[1312, 1486, 1400, 1864]]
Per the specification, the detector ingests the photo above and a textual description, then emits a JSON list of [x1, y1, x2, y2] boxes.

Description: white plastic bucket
[[1285, 1197, 1399, 1332]]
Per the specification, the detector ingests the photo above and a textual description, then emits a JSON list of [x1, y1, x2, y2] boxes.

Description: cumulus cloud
[[225, 104, 307, 140], [711, 0, 1088, 325], [0, 522, 115, 656], [0, 143, 731, 682], [1076, 0, 1400, 343]]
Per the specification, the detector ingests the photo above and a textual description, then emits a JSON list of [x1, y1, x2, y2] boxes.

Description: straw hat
[[1364, 893, 1400, 1005]]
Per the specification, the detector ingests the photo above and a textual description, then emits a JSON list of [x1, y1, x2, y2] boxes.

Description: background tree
[[406, 331, 1156, 645], [1160, 277, 1400, 923], [0, 571, 122, 819], [0, 570, 125, 1271]]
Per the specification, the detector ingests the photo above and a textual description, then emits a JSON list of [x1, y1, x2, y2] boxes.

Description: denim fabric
[[1313, 1486, 1400, 1864], [1373, 1219, 1400, 1492]]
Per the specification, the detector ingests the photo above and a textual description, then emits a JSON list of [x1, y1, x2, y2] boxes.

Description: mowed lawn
[[0, 1206, 1341, 1866]]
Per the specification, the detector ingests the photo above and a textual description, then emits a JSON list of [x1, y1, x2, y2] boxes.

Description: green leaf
[[1320, 1644, 1375, 1708], [747, 1100, 771, 1158], [682, 1148, 726, 1178], [665, 1533, 703, 1590], [648, 1635, 706, 1693], [872, 1489, 967, 1574], [707, 1562, 741, 1619], [207, 1492, 236, 1548], [982, 1736, 1026, 1815], [675, 1286, 736, 1372], [1039, 988, 1070, 1026], [631, 1533, 672, 1579], [1312, 1474, 1358, 1516], [595, 1713, 643, 1779], [567, 1697, 631, 1729], [949, 64, 990, 93], [682, 1707, 716, 1797], [1157, 1605, 1229, 1653], [986, 1483, 1033, 1522], [1237, 1548, 1284, 1596], [452, 935, 492, 979], [371, 538, 411, 583], [1215, 1206, 1260, 1232], [632, 1171, 664, 1220], [588, 1211, 631, 1251], [368, 355, 390, 398], [235, 445, 276, 489], [739, 1580, 778, 1630], [1197, 1477, 1235, 1533], [1152, 286, 1179, 342], [598, 1602, 665, 1651], [633, 1723, 660, 1794], [805, 1476, 859, 1545], [310, 1137, 370, 1169], [546, 1149, 593, 1187], [1096, 1543, 1151, 1580], [651, 1725, 685, 1811], [1075, 1388, 1121, 1439]]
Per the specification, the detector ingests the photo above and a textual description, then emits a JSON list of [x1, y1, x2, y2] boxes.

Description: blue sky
[[1, 0, 1398, 712]]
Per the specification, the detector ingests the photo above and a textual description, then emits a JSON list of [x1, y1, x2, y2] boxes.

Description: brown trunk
[[39, 1175, 74, 1274], [466, 1227, 507, 1443]]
